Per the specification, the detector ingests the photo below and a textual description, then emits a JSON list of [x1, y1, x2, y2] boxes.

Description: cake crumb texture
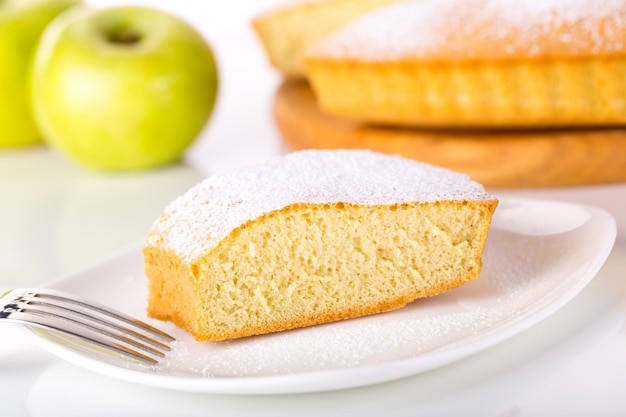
[[143, 150, 497, 341]]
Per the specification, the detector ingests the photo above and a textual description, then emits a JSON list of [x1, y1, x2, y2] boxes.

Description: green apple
[[0, 0, 80, 147], [31, 5, 218, 171]]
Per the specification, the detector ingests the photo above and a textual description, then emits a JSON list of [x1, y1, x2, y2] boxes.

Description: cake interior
[[145, 200, 496, 341]]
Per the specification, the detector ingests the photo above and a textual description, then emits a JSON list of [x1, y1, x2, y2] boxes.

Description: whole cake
[[143, 150, 498, 341], [252, 0, 626, 188], [303, 0, 626, 128]]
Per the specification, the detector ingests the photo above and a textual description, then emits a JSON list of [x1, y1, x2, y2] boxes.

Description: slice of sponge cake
[[143, 150, 498, 341]]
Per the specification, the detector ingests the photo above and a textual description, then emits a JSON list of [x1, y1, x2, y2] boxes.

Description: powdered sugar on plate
[[307, 0, 626, 61]]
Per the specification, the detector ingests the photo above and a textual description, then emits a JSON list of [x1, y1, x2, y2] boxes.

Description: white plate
[[25, 197, 616, 394]]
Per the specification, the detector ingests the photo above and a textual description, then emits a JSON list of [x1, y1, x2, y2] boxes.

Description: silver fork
[[0, 288, 174, 364]]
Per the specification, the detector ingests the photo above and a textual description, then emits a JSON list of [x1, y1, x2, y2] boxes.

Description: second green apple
[[31, 5, 218, 171], [0, 0, 80, 147]]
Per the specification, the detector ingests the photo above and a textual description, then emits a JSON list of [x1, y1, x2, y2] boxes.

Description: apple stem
[[106, 28, 142, 45]]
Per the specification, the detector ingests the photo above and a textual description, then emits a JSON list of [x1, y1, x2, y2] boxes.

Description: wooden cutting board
[[273, 79, 626, 188]]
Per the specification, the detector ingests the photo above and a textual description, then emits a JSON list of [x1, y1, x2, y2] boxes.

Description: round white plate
[[24, 197, 616, 394]]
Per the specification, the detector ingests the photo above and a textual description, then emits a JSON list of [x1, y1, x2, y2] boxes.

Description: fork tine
[[3, 309, 164, 364], [15, 302, 169, 355], [18, 289, 174, 343], [1, 289, 175, 365], [26, 299, 171, 351]]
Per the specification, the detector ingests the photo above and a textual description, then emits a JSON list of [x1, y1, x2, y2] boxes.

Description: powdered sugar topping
[[307, 0, 626, 61], [145, 149, 494, 263]]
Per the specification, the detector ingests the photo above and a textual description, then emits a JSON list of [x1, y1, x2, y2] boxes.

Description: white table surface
[[1, 1, 626, 416]]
